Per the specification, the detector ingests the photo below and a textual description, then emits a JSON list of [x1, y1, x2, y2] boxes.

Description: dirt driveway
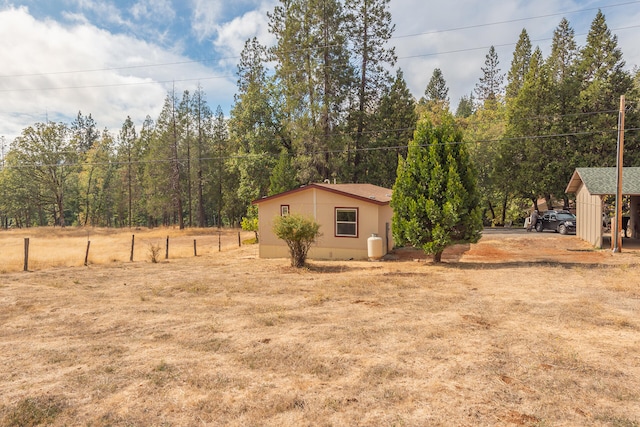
[[393, 227, 640, 266]]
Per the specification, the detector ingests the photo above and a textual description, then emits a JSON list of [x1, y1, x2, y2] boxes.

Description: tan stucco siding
[[575, 184, 602, 248], [259, 244, 369, 260], [257, 188, 394, 260]]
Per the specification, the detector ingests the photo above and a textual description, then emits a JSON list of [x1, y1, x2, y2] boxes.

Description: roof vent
[[369, 196, 376, 199]]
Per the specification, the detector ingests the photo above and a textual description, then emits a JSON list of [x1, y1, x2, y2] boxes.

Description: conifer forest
[[1, 1, 638, 229]]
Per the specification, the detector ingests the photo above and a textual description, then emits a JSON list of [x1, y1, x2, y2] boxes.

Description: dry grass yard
[[1, 228, 639, 426]]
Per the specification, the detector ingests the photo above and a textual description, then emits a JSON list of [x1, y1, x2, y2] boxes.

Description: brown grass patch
[[1, 228, 640, 426]]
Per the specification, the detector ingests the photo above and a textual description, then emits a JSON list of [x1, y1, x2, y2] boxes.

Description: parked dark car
[[535, 210, 576, 235]]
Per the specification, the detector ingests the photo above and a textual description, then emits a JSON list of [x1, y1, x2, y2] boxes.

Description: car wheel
[[535, 222, 543, 232], [558, 224, 567, 235]]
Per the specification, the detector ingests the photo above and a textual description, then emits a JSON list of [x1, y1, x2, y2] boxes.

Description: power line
[[1, 19, 637, 95], [0, 1, 638, 81], [5, 126, 640, 170], [393, 1, 640, 39]]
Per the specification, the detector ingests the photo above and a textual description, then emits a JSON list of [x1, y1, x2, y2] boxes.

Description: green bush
[[272, 214, 321, 268]]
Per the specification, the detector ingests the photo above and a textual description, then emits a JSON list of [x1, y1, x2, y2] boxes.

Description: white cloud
[[190, 0, 223, 41], [71, 0, 128, 27], [0, 5, 235, 141], [213, 8, 275, 68], [130, 0, 175, 21]]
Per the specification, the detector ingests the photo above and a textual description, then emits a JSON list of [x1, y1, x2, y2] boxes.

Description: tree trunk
[[433, 251, 443, 263], [487, 200, 496, 221], [500, 193, 508, 225]]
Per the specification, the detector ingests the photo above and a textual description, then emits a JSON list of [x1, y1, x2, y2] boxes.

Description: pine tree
[[575, 10, 636, 167], [475, 46, 504, 109], [229, 37, 279, 212], [391, 112, 482, 263], [269, 149, 298, 195], [366, 69, 417, 188], [71, 111, 99, 153], [506, 29, 532, 101], [145, 92, 183, 228], [117, 116, 137, 228], [192, 85, 213, 227], [422, 68, 449, 106], [502, 48, 553, 206], [269, 0, 352, 181], [546, 17, 580, 205], [345, 0, 396, 182], [212, 105, 229, 227], [455, 92, 474, 118]]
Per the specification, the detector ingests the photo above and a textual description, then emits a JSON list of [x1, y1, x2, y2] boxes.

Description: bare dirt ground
[[1, 228, 639, 426]]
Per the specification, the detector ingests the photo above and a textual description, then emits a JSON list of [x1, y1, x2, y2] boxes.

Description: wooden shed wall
[[576, 184, 603, 248]]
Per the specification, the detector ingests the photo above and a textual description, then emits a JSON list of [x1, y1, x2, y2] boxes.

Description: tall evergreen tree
[[117, 116, 137, 228], [366, 69, 417, 188], [71, 111, 99, 153], [229, 37, 279, 210], [506, 29, 532, 101], [391, 112, 482, 263], [575, 10, 636, 167], [422, 68, 449, 106], [269, 149, 298, 195], [546, 17, 580, 205], [178, 90, 195, 227], [455, 92, 475, 118], [502, 48, 554, 207], [212, 105, 229, 227], [193, 85, 213, 227], [145, 92, 183, 228], [345, 0, 396, 182], [269, 0, 352, 182], [475, 46, 504, 109]]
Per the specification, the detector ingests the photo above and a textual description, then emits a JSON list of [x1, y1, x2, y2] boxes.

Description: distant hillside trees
[[1, 7, 639, 229]]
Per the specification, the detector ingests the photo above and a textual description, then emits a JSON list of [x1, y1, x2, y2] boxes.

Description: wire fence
[[0, 227, 256, 273]]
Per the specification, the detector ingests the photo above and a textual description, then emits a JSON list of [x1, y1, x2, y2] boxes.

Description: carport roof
[[565, 167, 640, 195]]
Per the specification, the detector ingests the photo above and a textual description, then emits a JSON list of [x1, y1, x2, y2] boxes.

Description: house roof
[[253, 183, 393, 206], [565, 167, 640, 195]]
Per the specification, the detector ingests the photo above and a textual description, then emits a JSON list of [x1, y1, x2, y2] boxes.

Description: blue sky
[[1, 0, 640, 143]]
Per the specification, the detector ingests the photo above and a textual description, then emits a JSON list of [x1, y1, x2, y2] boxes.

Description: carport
[[565, 167, 640, 248]]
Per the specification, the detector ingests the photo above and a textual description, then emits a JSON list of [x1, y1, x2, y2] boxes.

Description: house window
[[280, 205, 289, 216], [336, 208, 358, 237]]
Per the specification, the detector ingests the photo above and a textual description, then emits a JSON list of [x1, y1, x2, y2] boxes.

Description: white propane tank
[[367, 233, 384, 260]]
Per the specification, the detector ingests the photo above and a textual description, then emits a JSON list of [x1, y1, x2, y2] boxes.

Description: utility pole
[[612, 95, 625, 253]]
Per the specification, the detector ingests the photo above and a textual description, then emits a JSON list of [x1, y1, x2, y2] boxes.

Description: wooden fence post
[[165, 236, 169, 259], [84, 241, 91, 266], [218, 232, 221, 252], [238, 232, 241, 247], [193, 239, 197, 256], [23, 238, 29, 271], [130, 235, 135, 262]]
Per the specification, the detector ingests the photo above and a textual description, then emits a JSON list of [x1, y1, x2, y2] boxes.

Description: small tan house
[[253, 183, 394, 260], [565, 167, 640, 248]]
